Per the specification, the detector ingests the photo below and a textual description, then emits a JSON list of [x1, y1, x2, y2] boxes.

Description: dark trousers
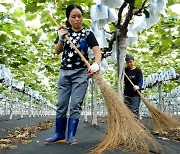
[[124, 95, 141, 117], [56, 68, 89, 119]]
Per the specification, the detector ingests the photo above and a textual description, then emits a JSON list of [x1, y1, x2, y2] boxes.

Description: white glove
[[133, 85, 140, 91], [58, 29, 68, 40], [88, 63, 100, 72]]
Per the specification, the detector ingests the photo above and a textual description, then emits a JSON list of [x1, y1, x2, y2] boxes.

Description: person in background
[[124, 54, 143, 117], [45, 4, 101, 145]]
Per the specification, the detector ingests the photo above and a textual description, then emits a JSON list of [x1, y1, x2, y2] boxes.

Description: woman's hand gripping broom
[[48, 13, 161, 154], [123, 72, 180, 133]]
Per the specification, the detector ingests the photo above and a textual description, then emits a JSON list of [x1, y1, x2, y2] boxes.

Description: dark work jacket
[[124, 67, 143, 97]]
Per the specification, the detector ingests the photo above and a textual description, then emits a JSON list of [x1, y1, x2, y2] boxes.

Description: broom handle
[[48, 13, 90, 68], [123, 72, 142, 96]]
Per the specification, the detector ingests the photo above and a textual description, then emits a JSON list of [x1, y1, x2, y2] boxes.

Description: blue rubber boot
[[45, 117, 67, 144], [67, 118, 79, 145]]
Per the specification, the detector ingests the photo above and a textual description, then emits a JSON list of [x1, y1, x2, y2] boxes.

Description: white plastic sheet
[[101, 0, 124, 8], [156, 0, 168, 15], [90, 4, 109, 21], [0, 69, 3, 80], [168, 67, 176, 79], [100, 58, 109, 73], [91, 8, 118, 29], [88, 49, 95, 59], [2, 66, 13, 86], [108, 8, 118, 23], [142, 67, 177, 89], [95, 19, 108, 29], [12, 79, 24, 90], [127, 24, 138, 45], [92, 27, 109, 48], [145, 12, 159, 29], [24, 87, 32, 96], [133, 14, 147, 33]]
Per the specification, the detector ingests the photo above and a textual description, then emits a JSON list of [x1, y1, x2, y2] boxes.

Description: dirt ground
[[0, 115, 179, 154]]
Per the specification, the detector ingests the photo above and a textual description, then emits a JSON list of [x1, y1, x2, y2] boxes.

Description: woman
[[45, 4, 102, 145], [124, 54, 143, 117]]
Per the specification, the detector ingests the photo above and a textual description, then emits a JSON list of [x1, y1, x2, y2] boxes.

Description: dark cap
[[125, 54, 134, 61]]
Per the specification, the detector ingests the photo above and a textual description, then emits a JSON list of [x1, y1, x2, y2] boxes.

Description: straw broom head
[[140, 94, 180, 133], [89, 74, 162, 154]]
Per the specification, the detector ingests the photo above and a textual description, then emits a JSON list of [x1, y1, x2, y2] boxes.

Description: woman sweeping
[[45, 4, 102, 145], [124, 54, 143, 118]]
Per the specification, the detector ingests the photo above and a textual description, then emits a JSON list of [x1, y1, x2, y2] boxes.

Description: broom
[[123, 72, 180, 133], [48, 13, 161, 154]]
